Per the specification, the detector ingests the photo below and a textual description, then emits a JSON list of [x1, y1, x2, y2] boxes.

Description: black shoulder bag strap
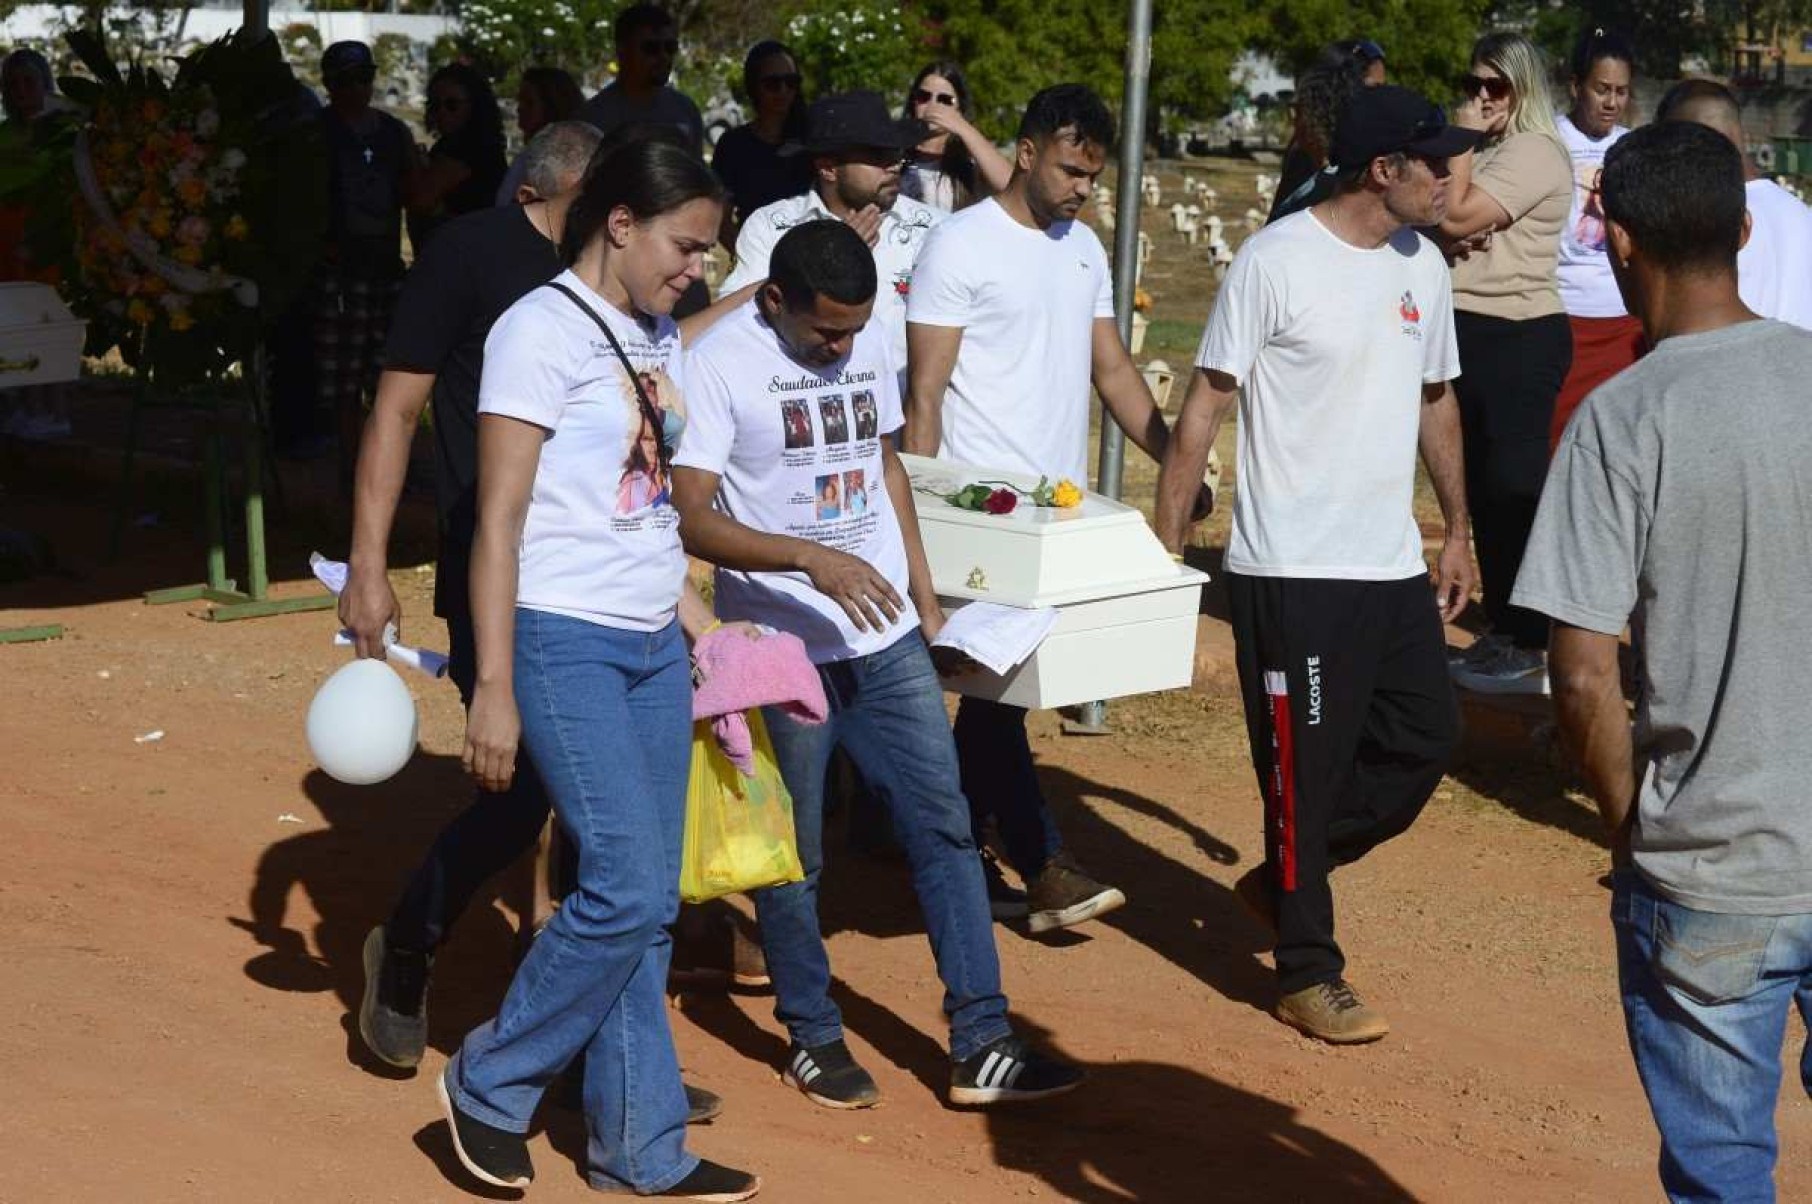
[[543, 279, 672, 472]]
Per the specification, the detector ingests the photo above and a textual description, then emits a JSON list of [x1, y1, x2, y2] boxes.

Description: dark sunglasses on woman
[[912, 87, 957, 107], [1460, 73, 1512, 100]]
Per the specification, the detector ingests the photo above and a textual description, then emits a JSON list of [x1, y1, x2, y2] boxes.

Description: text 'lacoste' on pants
[[1614, 869, 1812, 1204], [755, 630, 1012, 1063], [1228, 572, 1460, 994], [448, 609, 697, 1195]]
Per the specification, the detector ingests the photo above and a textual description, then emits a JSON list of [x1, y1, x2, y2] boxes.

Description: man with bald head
[[1659, 79, 1812, 329]]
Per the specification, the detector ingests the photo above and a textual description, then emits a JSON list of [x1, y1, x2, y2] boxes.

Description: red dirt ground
[[6, 457, 1812, 1204]]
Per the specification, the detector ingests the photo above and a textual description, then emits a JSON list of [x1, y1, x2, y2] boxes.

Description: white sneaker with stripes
[[948, 1034, 1085, 1106]]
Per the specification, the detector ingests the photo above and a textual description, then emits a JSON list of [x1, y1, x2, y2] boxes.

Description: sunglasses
[[912, 87, 957, 107], [640, 37, 680, 56], [758, 73, 802, 93], [1461, 73, 1513, 100]]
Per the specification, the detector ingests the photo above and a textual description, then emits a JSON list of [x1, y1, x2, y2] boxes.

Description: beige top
[[1451, 130, 1572, 321]]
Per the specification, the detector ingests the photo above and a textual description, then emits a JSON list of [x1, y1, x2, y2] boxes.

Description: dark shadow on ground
[[230, 755, 541, 1072], [986, 1019, 1419, 1203]]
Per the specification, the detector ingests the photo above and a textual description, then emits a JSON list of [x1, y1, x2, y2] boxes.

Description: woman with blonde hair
[[1438, 31, 1572, 696]]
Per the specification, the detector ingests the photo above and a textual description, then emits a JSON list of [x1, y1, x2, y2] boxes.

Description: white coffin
[[904, 453, 1208, 710], [0, 283, 86, 388]]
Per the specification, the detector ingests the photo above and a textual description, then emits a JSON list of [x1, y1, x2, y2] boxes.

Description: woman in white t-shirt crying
[[436, 138, 760, 1202]]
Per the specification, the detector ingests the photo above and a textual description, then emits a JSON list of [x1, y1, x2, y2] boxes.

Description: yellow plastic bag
[[679, 709, 805, 903]]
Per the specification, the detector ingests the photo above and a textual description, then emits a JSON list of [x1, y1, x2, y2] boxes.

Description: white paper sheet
[[310, 552, 450, 680], [931, 601, 1059, 676]]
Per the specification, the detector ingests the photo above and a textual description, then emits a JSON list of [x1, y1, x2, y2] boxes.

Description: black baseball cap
[[321, 41, 376, 82], [1329, 85, 1479, 170], [783, 91, 929, 157]]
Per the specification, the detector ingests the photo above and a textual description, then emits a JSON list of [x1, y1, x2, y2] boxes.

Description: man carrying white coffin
[[1155, 86, 1475, 1044], [904, 83, 1194, 933], [673, 219, 1085, 1110]]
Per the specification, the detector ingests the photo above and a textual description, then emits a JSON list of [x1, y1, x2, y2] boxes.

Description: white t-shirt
[[478, 270, 688, 631], [1197, 211, 1460, 580], [901, 160, 959, 212], [1555, 114, 1629, 319], [907, 197, 1116, 483], [721, 190, 942, 383], [1740, 179, 1812, 332], [675, 300, 918, 664]]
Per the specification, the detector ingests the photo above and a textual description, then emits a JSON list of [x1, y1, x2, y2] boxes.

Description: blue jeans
[[1614, 869, 1812, 1203], [757, 630, 1011, 1062], [953, 697, 1064, 879], [449, 609, 696, 1194]]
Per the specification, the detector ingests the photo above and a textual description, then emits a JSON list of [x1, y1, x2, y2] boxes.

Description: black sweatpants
[[1453, 310, 1572, 649], [1227, 572, 1460, 994]]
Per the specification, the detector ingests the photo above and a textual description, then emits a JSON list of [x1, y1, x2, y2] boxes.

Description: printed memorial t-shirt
[[677, 300, 917, 663], [906, 197, 1116, 484], [1513, 320, 1812, 912], [1555, 114, 1630, 319], [1197, 210, 1459, 580], [478, 270, 688, 631]]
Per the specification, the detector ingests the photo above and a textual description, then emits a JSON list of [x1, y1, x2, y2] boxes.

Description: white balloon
[[306, 658, 419, 785]]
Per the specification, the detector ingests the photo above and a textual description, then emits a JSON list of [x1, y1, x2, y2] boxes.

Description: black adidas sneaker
[[782, 1038, 880, 1109], [949, 1035, 1085, 1106]]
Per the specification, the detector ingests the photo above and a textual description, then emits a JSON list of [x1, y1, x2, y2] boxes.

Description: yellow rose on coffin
[[1051, 479, 1084, 508]]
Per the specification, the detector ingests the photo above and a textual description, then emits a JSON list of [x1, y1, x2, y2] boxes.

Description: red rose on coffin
[[983, 488, 1018, 515]]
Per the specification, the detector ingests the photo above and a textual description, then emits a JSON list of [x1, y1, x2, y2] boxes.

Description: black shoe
[[684, 1082, 723, 1123], [782, 1038, 880, 1110], [437, 1066, 533, 1188], [949, 1034, 1085, 1106], [359, 926, 431, 1069], [981, 849, 1029, 920], [623, 1158, 760, 1201]]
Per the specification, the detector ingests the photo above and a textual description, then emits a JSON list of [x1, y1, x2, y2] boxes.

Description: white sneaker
[[1452, 645, 1549, 696], [1447, 632, 1508, 672]]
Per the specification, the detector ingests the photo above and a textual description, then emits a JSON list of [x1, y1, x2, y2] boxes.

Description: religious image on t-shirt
[[819, 395, 850, 444], [1573, 164, 1607, 252], [851, 390, 878, 441], [813, 473, 842, 520], [842, 469, 868, 517], [615, 367, 682, 516], [781, 397, 814, 449]]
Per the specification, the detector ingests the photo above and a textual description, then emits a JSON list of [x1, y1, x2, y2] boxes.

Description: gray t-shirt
[[1513, 319, 1812, 914], [578, 84, 703, 157]]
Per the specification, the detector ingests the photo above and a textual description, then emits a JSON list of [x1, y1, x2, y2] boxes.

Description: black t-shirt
[[712, 124, 812, 223], [407, 130, 508, 254], [321, 107, 413, 278], [382, 204, 564, 617]]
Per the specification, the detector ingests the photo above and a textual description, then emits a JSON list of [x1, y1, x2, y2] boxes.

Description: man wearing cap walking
[[722, 91, 940, 388], [316, 41, 415, 481], [1155, 86, 1478, 1044]]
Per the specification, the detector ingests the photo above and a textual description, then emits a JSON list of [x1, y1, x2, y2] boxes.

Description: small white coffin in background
[[904, 453, 1209, 710], [0, 283, 86, 388]]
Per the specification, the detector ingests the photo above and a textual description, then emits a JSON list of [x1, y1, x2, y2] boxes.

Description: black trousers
[[384, 608, 570, 953], [1228, 572, 1460, 993], [1454, 310, 1572, 649]]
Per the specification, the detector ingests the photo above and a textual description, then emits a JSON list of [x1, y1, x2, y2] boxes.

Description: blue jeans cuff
[[447, 1057, 532, 1135], [950, 1018, 1014, 1064]]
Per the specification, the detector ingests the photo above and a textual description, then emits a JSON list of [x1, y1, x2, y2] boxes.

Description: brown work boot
[[1232, 864, 1276, 935], [1025, 852, 1126, 934], [1275, 979, 1390, 1045]]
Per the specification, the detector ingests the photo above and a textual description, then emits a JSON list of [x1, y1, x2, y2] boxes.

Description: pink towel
[[692, 626, 828, 774]]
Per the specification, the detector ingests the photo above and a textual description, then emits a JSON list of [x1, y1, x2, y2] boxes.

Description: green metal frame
[[116, 343, 333, 622]]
